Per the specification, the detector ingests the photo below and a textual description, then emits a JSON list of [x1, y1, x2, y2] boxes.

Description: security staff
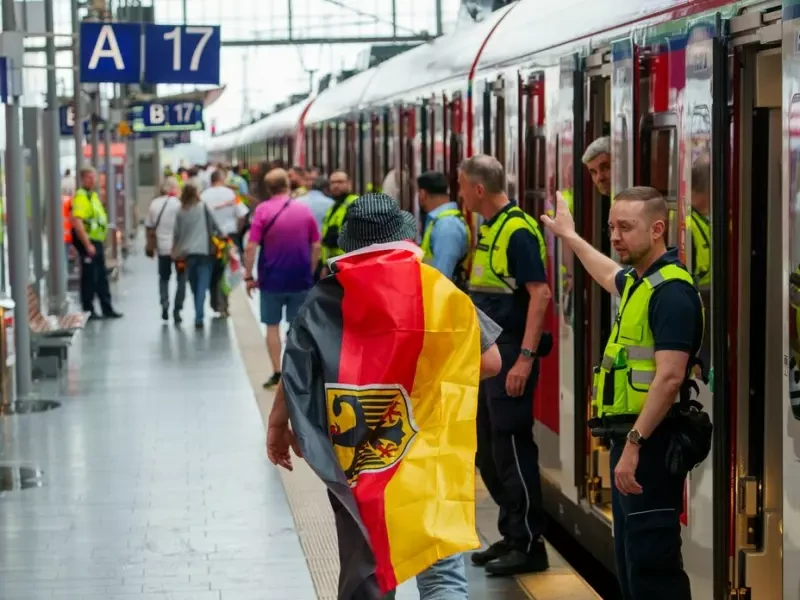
[[417, 171, 469, 285], [542, 186, 702, 600], [319, 170, 357, 276], [688, 154, 711, 381], [71, 167, 122, 319], [461, 155, 552, 576]]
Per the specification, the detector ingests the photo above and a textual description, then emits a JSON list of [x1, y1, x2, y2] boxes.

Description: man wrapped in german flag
[[266, 193, 504, 599]]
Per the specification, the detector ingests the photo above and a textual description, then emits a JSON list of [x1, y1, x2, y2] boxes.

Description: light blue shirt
[[424, 201, 468, 280], [296, 189, 334, 231]]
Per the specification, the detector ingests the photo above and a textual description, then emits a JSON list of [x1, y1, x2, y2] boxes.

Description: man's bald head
[[264, 168, 290, 196]]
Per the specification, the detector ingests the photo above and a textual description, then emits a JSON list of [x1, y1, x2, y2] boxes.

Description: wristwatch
[[520, 348, 536, 359], [626, 428, 644, 446]]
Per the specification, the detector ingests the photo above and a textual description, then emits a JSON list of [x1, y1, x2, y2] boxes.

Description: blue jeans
[[186, 254, 212, 323], [415, 553, 468, 600]]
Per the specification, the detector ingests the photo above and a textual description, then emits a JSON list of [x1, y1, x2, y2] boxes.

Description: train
[[207, 0, 800, 598]]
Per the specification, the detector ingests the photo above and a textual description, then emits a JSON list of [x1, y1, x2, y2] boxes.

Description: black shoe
[[161, 307, 169, 321], [485, 547, 549, 576], [471, 539, 512, 567], [88, 312, 102, 321], [263, 372, 281, 389], [174, 312, 182, 325], [104, 311, 123, 319]]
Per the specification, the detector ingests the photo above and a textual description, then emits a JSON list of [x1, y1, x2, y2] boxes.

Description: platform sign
[[59, 105, 90, 136], [143, 25, 220, 85], [79, 22, 142, 83], [132, 101, 203, 133]]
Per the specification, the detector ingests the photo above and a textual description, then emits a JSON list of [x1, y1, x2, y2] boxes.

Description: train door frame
[[584, 47, 614, 519], [370, 113, 380, 192], [357, 113, 366, 194], [446, 92, 464, 205], [420, 99, 429, 174]]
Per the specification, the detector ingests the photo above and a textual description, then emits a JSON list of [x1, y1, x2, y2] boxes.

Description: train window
[[613, 114, 629, 196], [494, 87, 507, 170]]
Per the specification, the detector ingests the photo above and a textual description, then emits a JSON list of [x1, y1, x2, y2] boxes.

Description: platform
[[0, 249, 599, 600]]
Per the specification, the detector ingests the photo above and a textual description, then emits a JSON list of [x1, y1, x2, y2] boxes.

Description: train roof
[[235, 98, 314, 147], [304, 69, 378, 125], [356, 4, 515, 109], [476, 0, 732, 71]]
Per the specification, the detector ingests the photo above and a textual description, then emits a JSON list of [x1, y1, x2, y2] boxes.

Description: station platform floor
[[0, 249, 599, 600]]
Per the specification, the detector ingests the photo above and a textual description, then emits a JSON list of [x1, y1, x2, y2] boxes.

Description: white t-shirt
[[145, 195, 181, 256], [201, 185, 248, 236]]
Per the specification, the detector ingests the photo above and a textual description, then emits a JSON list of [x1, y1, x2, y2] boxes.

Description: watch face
[[627, 429, 641, 444]]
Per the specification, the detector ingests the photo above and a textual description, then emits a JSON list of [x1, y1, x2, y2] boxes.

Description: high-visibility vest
[[321, 194, 358, 263], [72, 188, 108, 242], [468, 205, 546, 295], [420, 207, 471, 281], [291, 186, 308, 199], [689, 210, 711, 290], [62, 196, 73, 243], [591, 263, 702, 418]]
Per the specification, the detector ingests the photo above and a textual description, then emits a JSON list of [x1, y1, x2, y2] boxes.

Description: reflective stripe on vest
[[420, 208, 471, 272], [591, 263, 702, 418], [321, 194, 358, 263], [73, 188, 108, 242], [468, 205, 546, 295], [689, 210, 711, 289]]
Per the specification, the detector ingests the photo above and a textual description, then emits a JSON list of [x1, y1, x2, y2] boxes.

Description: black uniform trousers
[[476, 342, 546, 553], [609, 423, 691, 600], [79, 240, 113, 315]]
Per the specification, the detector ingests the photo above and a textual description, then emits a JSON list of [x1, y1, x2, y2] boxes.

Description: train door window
[[522, 74, 546, 217], [493, 77, 507, 183], [482, 81, 492, 155], [448, 94, 464, 204], [639, 113, 679, 246]]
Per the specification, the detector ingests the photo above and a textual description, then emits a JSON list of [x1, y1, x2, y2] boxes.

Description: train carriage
[[207, 0, 800, 597]]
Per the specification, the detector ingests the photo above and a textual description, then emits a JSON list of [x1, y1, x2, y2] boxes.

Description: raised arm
[[541, 191, 622, 296]]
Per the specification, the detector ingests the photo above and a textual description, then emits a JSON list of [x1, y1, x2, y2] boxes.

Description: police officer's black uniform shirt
[[613, 248, 703, 356], [472, 201, 547, 344]]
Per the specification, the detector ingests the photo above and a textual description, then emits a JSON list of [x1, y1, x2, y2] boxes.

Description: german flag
[[282, 242, 482, 599]]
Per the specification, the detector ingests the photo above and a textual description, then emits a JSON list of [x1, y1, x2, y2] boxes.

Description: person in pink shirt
[[243, 168, 321, 389]]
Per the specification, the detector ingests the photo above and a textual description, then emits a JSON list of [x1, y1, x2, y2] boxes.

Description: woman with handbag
[[145, 176, 184, 323], [172, 183, 218, 329]]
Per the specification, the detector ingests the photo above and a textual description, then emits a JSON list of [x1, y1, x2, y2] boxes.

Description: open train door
[[783, 3, 800, 598], [555, 52, 584, 502]]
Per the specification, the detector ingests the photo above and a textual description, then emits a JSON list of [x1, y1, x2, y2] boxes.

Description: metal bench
[[27, 285, 89, 378]]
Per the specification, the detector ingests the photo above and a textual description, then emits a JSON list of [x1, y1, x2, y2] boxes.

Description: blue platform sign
[[139, 101, 203, 132], [79, 22, 142, 83], [0, 57, 8, 104], [143, 25, 220, 85], [59, 105, 90, 136]]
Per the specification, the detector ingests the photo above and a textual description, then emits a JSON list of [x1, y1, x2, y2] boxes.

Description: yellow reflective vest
[[321, 194, 358, 263], [591, 263, 702, 418], [420, 207, 471, 281], [689, 210, 711, 290], [72, 188, 108, 242], [468, 205, 546, 294]]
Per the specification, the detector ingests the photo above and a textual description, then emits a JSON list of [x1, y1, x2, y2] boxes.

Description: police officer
[[319, 170, 358, 277], [417, 171, 469, 285], [460, 155, 552, 576], [542, 186, 702, 600], [71, 167, 122, 319]]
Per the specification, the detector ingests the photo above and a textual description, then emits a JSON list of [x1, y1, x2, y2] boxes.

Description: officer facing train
[[460, 155, 552, 576], [542, 186, 704, 600]]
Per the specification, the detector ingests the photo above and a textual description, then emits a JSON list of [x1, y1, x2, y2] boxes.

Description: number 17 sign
[[144, 24, 220, 85]]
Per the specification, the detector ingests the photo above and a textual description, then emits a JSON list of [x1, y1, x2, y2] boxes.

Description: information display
[[130, 101, 204, 133]]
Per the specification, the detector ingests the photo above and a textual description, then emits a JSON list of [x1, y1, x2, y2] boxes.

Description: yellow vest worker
[[420, 207, 471, 285], [72, 188, 108, 244], [321, 193, 358, 263], [688, 210, 711, 290], [469, 205, 546, 294], [72, 186, 121, 318], [591, 263, 704, 419]]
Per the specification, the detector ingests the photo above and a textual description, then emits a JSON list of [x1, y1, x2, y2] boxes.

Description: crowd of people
[[141, 151, 708, 600]]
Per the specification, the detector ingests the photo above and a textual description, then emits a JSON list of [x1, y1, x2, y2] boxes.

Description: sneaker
[[485, 545, 549, 577], [471, 540, 512, 567], [161, 307, 169, 321], [263, 372, 281, 389], [194, 321, 204, 330]]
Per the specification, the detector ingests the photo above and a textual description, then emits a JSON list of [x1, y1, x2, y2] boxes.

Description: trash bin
[[0, 296, 16, 406]]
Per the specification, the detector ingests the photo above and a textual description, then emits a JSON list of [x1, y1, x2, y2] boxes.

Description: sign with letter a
[[80, 22, 141, 83]]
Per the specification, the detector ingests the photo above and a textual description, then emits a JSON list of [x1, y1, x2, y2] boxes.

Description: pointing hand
[[540, 191, 575, 238]]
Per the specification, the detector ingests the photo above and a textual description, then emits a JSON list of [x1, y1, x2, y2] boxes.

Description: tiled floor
[[0, 248, 597, 600], [0, 253, 316, 599]]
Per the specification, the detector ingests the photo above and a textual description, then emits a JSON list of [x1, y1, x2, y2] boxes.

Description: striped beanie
[[337, 193, 417, 253]]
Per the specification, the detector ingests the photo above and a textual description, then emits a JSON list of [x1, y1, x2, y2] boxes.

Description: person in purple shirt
[[243, 168, 321, 389]]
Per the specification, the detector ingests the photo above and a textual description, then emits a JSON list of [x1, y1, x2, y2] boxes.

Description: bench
[[27, 285, 89, 378]]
